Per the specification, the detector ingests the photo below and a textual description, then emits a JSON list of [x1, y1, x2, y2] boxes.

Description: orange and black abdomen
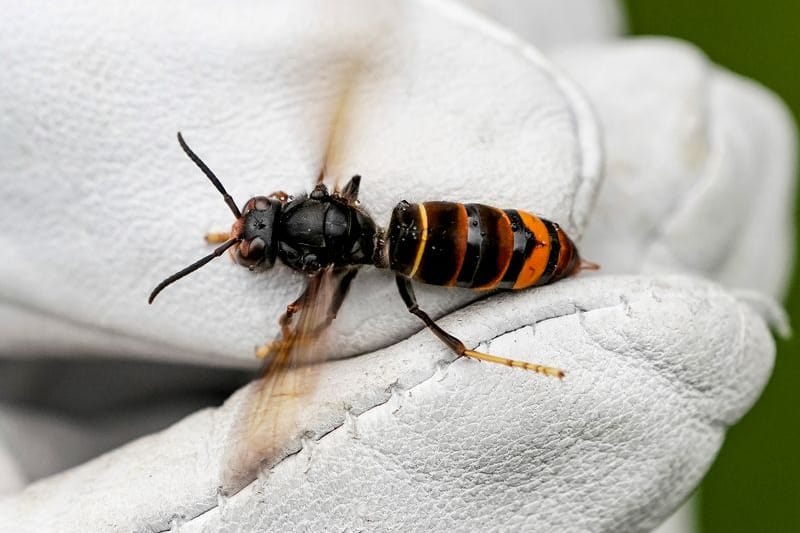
[[387, 201, 580, 290]]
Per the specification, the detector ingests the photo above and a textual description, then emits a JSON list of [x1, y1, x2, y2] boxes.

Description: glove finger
[[556, 40, 796, 298], [0, 274, 773, 532], [462, 0, 623, 48], [0, 0, 601, 366]]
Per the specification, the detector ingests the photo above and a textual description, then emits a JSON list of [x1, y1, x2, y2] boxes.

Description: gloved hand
[[0, 1, 794, 532]]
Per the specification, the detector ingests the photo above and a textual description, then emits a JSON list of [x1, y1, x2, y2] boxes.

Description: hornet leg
[[277, 281, 317, 339], [337, 175, 361, 204], [395, 275, 564, 379], [256, 268, 359, 359], [205, 231, 231, 244], [278, 268, 358, 338], [256, 275, 321, 359]]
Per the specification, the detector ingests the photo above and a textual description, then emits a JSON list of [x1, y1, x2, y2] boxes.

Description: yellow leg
[[205, 231, 231, 244], [396, 275, 565, 380], [463, 349, 565, 379], [255, 341, 279, 359], [255, 335, 317, 359]]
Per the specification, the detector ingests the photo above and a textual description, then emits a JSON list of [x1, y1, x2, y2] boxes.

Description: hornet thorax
[[276, 186, 382, 274]]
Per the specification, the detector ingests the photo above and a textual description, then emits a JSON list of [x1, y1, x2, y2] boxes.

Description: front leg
[[256, 268, 359, 359], [256, 275, 321, 359], [278, 290, 310, 339], [205, 231, 231, 244]]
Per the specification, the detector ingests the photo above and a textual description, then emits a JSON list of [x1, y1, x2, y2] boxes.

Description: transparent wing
[[222, 266, 355, 494], [316, 59, 365, 194]]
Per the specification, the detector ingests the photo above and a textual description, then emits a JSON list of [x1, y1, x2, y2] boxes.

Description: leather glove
[[0, 0, 793, 531]]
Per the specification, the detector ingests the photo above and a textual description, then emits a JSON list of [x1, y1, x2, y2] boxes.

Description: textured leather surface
[[0, 276, 776, 532], [0, 0, 794, 532], [463, 0, 624, 48], [557, 40, 797, 299], [0, 0, 601, 367]]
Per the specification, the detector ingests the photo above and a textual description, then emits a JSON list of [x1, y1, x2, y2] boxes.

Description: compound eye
[[240, 237, 266, 261], [236, 237, 266, 268], [242, 196, 271, 215]]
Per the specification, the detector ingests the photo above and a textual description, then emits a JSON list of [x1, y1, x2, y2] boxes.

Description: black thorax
[[276, 194, 380, 274]]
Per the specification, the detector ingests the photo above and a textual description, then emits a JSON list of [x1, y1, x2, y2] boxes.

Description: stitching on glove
[[171, 299, 639, 529]]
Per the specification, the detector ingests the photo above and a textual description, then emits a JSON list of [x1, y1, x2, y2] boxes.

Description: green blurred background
[[622, 2, 799, 531]]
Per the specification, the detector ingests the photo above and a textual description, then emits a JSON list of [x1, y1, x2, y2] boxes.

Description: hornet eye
[[239, 237, 266, 261]]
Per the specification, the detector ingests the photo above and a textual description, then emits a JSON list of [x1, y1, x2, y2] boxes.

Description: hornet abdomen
[[387, 201, 581, 291]]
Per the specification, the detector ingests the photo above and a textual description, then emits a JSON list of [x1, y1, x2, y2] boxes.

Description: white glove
[[0, 1, 793, 532]]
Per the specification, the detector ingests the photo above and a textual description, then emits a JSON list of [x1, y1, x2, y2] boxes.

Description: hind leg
[[395, 275, 564, 378]]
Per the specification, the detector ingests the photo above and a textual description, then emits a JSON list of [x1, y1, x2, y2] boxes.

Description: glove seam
[[174, 300, 644, 530]]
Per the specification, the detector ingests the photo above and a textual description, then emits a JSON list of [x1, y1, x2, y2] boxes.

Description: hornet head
[[231, 195, 281, 269], [148, 132, 282, 304]]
